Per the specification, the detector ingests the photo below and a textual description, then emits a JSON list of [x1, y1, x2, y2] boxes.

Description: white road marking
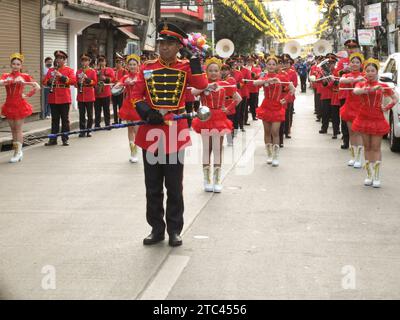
[[138, 255, 190, 300]]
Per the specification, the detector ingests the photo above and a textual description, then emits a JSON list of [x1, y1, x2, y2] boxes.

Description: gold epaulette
[[144, 59, 157, 65]]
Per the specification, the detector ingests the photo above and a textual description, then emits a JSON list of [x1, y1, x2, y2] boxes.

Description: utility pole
[[211, 0, 215, 55]]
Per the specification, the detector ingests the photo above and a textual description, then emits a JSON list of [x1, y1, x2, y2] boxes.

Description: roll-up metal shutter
[[21, 0, 41, 114], [43, 22, 69, 61], [0, 0, 19, 121]]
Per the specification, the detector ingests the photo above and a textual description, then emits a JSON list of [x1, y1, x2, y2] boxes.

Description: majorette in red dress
[[191, 80, 233, 135], [118, 72, 141, 121], [339, 71, 365, 122], [352, 81, 394, 136], [1, 72, 34, 120], [256, 72, 291, 122]]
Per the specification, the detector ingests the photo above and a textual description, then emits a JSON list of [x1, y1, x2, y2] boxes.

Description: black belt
[[162, 108, 186, 115], [54, 85, 70, 88]]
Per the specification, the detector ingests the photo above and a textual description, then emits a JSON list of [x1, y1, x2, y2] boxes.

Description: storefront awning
[[118, 27, 140, 40]]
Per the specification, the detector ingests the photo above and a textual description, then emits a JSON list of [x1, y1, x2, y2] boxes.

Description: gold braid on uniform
[[205, 57, 223, 69]]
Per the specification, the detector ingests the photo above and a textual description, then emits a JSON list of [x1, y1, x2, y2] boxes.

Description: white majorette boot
[[213, 166, 223, 193], [348, 145, 355, 166], [372, 161, 381, 188], [266, 143, 273, 164], [9, 142, 23, 163], [364, 160, 373, 186], [353, 146, 363, 169], [129, 141, 138, 163], [203, 165, 213, 192], [272, 144, 280, 167]]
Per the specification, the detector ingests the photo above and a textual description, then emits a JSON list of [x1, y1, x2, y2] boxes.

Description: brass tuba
[[215, 39, 235, 59], [283, 40, 301, 59], [312, 39, 333, 56]]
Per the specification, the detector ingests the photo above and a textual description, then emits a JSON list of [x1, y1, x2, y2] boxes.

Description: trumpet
[[78, 66, 88, 94]]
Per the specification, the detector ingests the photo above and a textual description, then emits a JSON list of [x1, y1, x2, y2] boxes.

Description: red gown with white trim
[[256, 72, 290, 122], [1, 72, 34, 120], [339, 71, 365, 122], [352, 81, 394, 136], [118, 72, 141, 121], [191, 80, 233, 135]]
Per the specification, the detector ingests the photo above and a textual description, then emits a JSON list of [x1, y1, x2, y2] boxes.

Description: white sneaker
[[348, 146, 355, 166], [364, 161, 373, 186], [203, 166, 213, 192], [129, 142, 138, 163], [9, 142, 23, 163], [372, 161, 381, 188], [266, 143, 273, 164], [353, 146, 363, 169], [271, 144, 279, 167], [213, 167, 223, 193]]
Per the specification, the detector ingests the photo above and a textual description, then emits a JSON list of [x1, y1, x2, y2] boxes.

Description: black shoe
[[143, 233, 165, 245], [319, 129, 327, 134], [45, 140, 57, 146], [253, 118, 258, 121], [87, 132, 92, 137], [78, 133, 85, 138], [285, 134, 291, 139], [341, 143, 349, 149], [332, 135, 337, 139], [315, 118, 321, 122], [244, 122, 250, 126], [279, 143, 284, 148], [241, 128, 246, 132], [168, 233, 182, 247], [62, 140, 69, 146]]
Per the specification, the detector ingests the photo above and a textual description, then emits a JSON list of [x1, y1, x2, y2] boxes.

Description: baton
[[31, 108, 211, 140]]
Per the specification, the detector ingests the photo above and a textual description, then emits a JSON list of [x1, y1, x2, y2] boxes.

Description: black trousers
[[300, 76, 307, 92], [284, 102, 294, 135], [235, 97, 247, 129], [78, 101, 94, 130], [142, 150, 185, 236], [50, 103, 70, 142], [321, 99, 340, 135], [185, 100, 200, 128], [314, 90, 321, 119], [248, 92, 259, 121], [340, 99, 349, 145], [95, 97, 111, 127], [112, 94, 123, 124]]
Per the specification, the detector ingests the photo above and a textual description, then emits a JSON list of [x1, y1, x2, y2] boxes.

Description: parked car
[[380, 53, 400, 152]]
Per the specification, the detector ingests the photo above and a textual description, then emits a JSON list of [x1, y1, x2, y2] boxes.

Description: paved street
[[1, 89, 400, 299]]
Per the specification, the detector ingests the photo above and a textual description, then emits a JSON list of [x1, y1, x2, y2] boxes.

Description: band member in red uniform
[[221, 63, 239, 146], [335, 39, 361, 149], [282, 54, 298, 139], [132, 22, 208, 246], [114, 54, 141, 163], [229, 57, 244, 133], [43, 50, 76, 146], [247, 56, 262, 123], [309, 56, 324, 122], [95, 55, 115, 128], [191, 57, 240, 193], [353, 58, 398, 188], [76, 53, 97, 138], [112, 56, 128, 124], [238, 57, 251, 127], [319, 53, 339, 138], [0, 53, 40, 162], [339, 52, 366, 168], [254, 55, 293, 166]]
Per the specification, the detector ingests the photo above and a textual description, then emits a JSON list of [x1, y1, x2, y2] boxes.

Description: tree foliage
[[214, 1, 282, 54]]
